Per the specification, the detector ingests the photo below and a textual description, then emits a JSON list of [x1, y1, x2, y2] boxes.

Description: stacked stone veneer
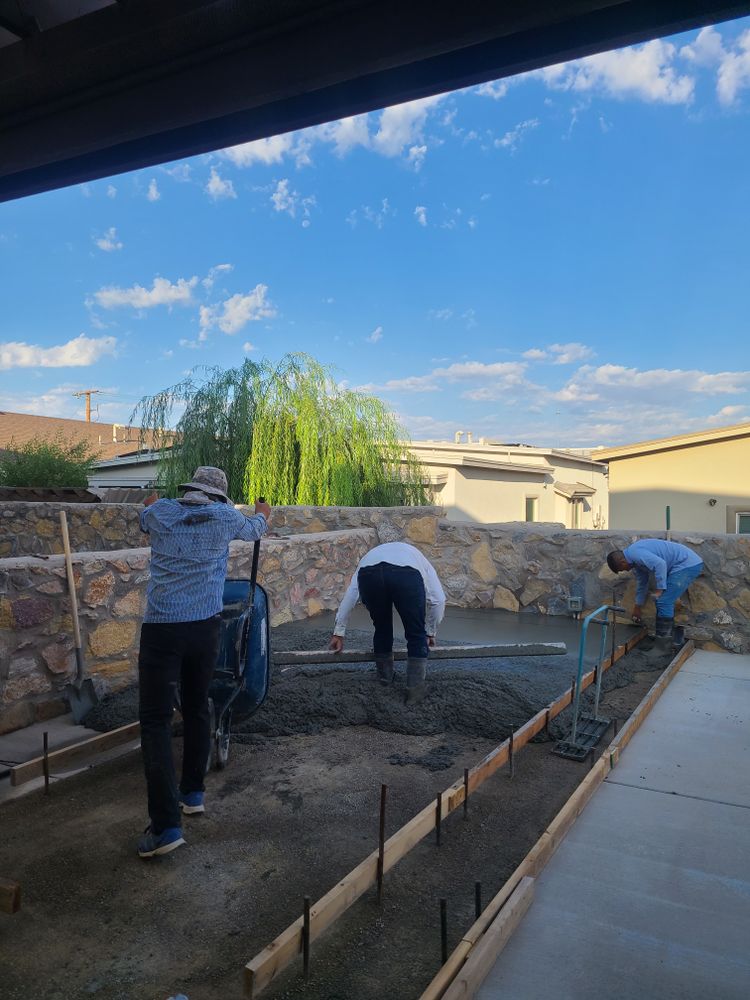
[[0, 502, 144, 556], [1, 503, 748, 733], [0, 528, 375, 733]]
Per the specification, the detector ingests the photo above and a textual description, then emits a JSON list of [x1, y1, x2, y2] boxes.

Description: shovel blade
[[66, 678, 99, 724]]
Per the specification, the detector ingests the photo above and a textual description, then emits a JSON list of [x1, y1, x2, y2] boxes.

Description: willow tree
[[132, 353, 429, 506]]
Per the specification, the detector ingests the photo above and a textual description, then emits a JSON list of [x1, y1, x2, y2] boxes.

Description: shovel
[[60, 511, 99, 723]]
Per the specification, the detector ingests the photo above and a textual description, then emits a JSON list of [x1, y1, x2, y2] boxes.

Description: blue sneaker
[[137, 825, 185, 858], [180, 791, 205, 815]]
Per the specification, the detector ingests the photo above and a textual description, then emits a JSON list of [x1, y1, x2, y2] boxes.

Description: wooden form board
[[243, 627, 647, 997], [273, 642, 567, 666], [10, 720, 140, 787], [442, 877, 535, 1000], [419, 640, 696, 1000], [1, 878, 21, 915]]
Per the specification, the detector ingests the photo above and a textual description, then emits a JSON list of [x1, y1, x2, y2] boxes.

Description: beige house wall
[[607, 435, 750, 533], [415, 453, 608, 528]]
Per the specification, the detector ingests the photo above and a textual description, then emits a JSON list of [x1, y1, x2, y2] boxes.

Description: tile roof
[[0, 410, 160, 460]]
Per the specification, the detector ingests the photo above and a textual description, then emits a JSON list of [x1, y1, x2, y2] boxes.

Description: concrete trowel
[[60, 511, 99, 723]]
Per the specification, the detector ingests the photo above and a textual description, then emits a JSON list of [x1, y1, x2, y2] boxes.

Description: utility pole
[[72, 389, 102, 422]]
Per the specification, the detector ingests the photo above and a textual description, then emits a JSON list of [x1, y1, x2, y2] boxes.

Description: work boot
[[405, 657, 427, 705], [375, 655, 395, 685], [651, 616, 674, 656]]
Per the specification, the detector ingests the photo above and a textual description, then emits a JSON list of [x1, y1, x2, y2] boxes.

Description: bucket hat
[[178, 466, 230, 503]]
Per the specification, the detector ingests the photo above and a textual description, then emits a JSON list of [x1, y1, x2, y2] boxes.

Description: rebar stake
[[474, 881, 482, 920], [377, 784, 387, 903], [43, 731, 49, 795], [440, 898, 448, 965], [509, 730, 515, 780], [463, 768, 469, 820], [302, 896, 311, 981], [544, 707, 551, 739], [435, 792, 442, 846]]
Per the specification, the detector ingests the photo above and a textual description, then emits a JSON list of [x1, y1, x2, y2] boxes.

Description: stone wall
[[239, 504, 445, 542], [0, 502, 144, 556], [415, 520, 750, 655], [0, 528, 375, 733]]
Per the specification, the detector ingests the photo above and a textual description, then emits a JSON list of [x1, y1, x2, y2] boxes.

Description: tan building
[[407, 436, 608, 527], [598, 422, 750, 534], [0, 411, 157, 462]]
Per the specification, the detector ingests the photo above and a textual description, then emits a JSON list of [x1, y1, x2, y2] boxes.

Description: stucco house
[[597, 421, 750, 534]]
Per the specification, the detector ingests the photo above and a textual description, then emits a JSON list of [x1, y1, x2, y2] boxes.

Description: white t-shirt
[[333, 542, 446, 637]]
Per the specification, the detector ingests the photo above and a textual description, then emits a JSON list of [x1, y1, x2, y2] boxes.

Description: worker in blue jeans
[[607, 539, 703, 652]]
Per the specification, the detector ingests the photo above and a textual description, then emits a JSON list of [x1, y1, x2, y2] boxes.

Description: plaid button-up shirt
[[140, 499, 267, 623]]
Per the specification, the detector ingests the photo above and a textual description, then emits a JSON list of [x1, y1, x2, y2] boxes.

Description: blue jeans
[[655, 564, 703, 618], [357, 562, 428, 659]]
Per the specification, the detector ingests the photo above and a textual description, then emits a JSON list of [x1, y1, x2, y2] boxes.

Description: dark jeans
[[358, 562, 428, 659], [138, 616, 221, 832]]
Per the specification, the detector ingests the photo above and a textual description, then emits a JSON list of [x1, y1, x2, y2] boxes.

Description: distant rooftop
[[0, 410, 161, 461]]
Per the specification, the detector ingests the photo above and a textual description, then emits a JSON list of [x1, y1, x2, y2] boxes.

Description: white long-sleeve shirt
[[333, 542, 446, 637]]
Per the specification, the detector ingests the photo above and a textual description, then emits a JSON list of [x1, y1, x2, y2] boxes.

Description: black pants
[[138, 616, 221, 832], [357, 562, 428, 659]]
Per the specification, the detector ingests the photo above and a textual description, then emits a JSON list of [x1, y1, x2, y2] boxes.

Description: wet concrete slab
[[477, 650, 750, 1000]]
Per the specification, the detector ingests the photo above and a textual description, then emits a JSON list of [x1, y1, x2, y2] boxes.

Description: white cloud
[[205, 167, 237, 201], [270, 178, 316, 221], [476, 80, 510, 100], [200, 284, 276, 335], [372, 95, 443, 159], [681, 25, 750, 106], [0, 334, 117, 370], [407, 144, 428, 170], [162, 163, 193, 182], [495, 118, 539, 151], [223, 134, 296, 166], [362, 198, 393, 228], [243, 342, 256, 353], [94, 227, 123, 252], [705, 404, 750, 425], [314, 115, 370, 155], [430, 308, 453, 321], [524, 342, 594, 365], [363, 359, 530, 395], [533, 39, 694, 104], [575, 363, 750, 395], [366, 326, 383, 344], [106, 185, 117, 199], [147, 178, 161, 202], [94, 276, 198, 310], [202, 263, 234, 290], [414, 205, 428, 227]]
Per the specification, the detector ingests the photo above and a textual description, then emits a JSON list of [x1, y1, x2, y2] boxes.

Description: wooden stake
[[42, 731, 49, 795], [0, 878, 21, 915], [302, 897, 311, 981], [273, 643, 567, 667], [11, 720, 141, 787], [377, 784, 387, 903]]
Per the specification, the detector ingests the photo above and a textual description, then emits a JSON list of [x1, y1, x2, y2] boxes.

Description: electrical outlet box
[[568, 596, 583, 612]]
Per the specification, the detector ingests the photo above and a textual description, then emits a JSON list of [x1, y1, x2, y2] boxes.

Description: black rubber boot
[[375, 655, 394, 685], [405, 657, 427, 704], [652, 616, 674, 656]]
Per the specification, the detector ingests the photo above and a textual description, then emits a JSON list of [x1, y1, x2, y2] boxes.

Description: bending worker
[[137, 466, 270, 858], [329, 541, 446, 703], [606, 538, 703, 651]]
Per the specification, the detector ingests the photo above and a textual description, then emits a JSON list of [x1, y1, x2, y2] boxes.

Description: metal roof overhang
[[1, 0, 748, 203]]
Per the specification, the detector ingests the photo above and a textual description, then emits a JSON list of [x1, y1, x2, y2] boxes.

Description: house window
[[525, 496, 538, 522], [737, 513, 750, 534]]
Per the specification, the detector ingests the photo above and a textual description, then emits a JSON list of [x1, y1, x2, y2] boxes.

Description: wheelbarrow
[[208, 537, 271, 769]]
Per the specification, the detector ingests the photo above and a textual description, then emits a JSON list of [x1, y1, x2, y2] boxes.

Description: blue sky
[[1, 18, 749, 446]]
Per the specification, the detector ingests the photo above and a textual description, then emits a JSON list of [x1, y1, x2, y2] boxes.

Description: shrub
[[0, 436, 99, 488]]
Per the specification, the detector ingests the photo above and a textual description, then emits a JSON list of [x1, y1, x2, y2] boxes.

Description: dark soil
[[1, 619, 673, 1000]]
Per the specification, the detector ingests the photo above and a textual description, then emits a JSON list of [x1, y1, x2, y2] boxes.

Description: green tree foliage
[[132, 353, 430, 506], [0, 436, 99, 488]]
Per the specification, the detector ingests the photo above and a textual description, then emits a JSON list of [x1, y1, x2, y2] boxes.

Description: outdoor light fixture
[[708, 498, 717, 506]]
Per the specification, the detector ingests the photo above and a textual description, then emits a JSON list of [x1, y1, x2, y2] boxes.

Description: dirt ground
[[0, 623, 672, 1000]]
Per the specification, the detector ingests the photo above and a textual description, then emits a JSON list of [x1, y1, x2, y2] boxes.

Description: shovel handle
[[60, 512, 83, 653]]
